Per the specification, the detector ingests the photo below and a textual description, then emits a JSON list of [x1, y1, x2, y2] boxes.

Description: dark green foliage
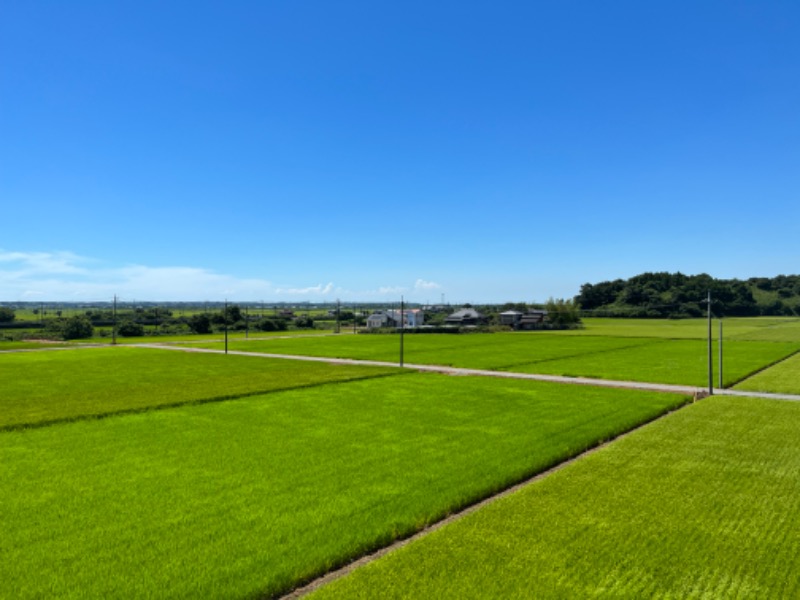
[[0, 307, 15, 323], [545, 298, 582, 327], [135, 307, 173, 321], [85, 309, 114, 323], [573, 272, 799, 318], [59, 316, 95, 340], [294, 315, 315, 328], [187, 313, 212, 334], [501, 302, 530, 313], [210, 306, 241, 325], [256, 318, 288, 332], [117, 320, 145, 337]]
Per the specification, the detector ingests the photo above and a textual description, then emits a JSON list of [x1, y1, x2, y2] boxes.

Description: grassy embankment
[[311, 395, 800, 599], [0, 366, 687, 599]]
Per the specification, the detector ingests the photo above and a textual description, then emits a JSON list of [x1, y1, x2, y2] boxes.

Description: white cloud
[[0, 250, 454, 302], [0, 250, 341, 301], [275, 282, 335, 296], [414, 278, 442, 291], [0, 250, 92, 275], [377, 286, 406, 295]]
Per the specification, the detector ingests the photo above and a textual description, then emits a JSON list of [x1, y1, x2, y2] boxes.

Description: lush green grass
[[0, 347, 399, 429], [0, 341, 70, 351], [182, 331, 800, 387], [506, 339, 800, 387], [74, 328, 333, 345], [183, 333, 658, 370], [735, 351, 800, 394], [311, 395, 800, 599], [0, 374, 687, 599], [571, 316, 800, 340], [727, 318, 800, 342]]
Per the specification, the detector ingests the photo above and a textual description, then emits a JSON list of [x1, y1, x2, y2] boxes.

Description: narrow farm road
[[132, 343, 800, 402]]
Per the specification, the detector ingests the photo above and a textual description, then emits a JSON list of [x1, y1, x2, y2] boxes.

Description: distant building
[[366, 309, 425, 329], [366, 311, 394, 328], [499, 310, 523, 326], [445, 308, 484, 326], [518, 310, 548, 330]]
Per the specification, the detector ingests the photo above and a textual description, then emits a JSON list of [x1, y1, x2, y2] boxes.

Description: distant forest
[[575, 273, 800, 318]]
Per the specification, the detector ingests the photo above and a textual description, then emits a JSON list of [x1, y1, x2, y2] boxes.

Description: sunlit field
[[0, 370, 684, 599], [311, 395, 800, 599], [176, 317, 800, 389], [0, 347, 399, 429]]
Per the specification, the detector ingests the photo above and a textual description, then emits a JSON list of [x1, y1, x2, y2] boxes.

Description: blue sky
[[2, 1, 798, 303]]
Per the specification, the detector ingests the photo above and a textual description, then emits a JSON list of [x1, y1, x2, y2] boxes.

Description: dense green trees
[[117, 320, 145, 337], [59, 316, 94, 340], [545, 298, 582, 326], [576, 272, 799, 318], [187, 314, 212, 334], [0, 307, 15, 322], [256, 319, 288, 332]]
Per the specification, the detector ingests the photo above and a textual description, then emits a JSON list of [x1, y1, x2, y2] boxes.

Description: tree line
[[575, 272, 800, 318]]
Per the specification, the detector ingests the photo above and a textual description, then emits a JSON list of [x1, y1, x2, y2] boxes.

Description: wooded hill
[[575, 273, 800, 318]]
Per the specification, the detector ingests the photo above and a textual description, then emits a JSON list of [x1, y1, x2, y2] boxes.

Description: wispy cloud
[[0, 250, 331, 301], [275, 282, 335, 296], [377, 286, 406, 295], [0, 250, 451, 302], [0, 250, 92, 275], [414, 278, 441, 291]]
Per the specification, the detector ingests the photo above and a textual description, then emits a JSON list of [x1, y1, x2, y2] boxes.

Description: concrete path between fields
[[134, 343, 800, 402]]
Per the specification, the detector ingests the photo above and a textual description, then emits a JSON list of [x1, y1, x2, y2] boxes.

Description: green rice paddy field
[[311, 395, 800, 599], [0, 362, 684, 599], [181, 317, 800, 390], [0, 347, 400, 429], [735, 351, 800, 395], [2, 317, 799, 598]]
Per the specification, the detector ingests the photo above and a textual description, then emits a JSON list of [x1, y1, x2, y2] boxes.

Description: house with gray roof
[[444, 308, 484, 326]]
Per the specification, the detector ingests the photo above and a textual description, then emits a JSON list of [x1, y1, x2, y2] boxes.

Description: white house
[[388, 308, 424, 328], [366, 309, 425, 328], [366, 311, 394, 328]]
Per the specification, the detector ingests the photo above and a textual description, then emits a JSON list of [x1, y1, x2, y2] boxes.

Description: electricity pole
[[707, 291, 713, 395], [224, 298, 229, 355], [112, 295, 117, 345], [719, 318, 723, 389], [400, 296, 405, 367]]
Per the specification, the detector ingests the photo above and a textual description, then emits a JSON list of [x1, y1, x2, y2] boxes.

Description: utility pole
[[112, 295, 117, 345], [707, 291, 713, 395], [719, 318, 723, 389], [224, 298, 229, 355], [400, 296, 405, 367]]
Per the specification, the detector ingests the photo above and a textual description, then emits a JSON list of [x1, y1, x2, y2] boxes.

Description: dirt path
[[134, 343, 800, 402], [5, 341, 798, 403]]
